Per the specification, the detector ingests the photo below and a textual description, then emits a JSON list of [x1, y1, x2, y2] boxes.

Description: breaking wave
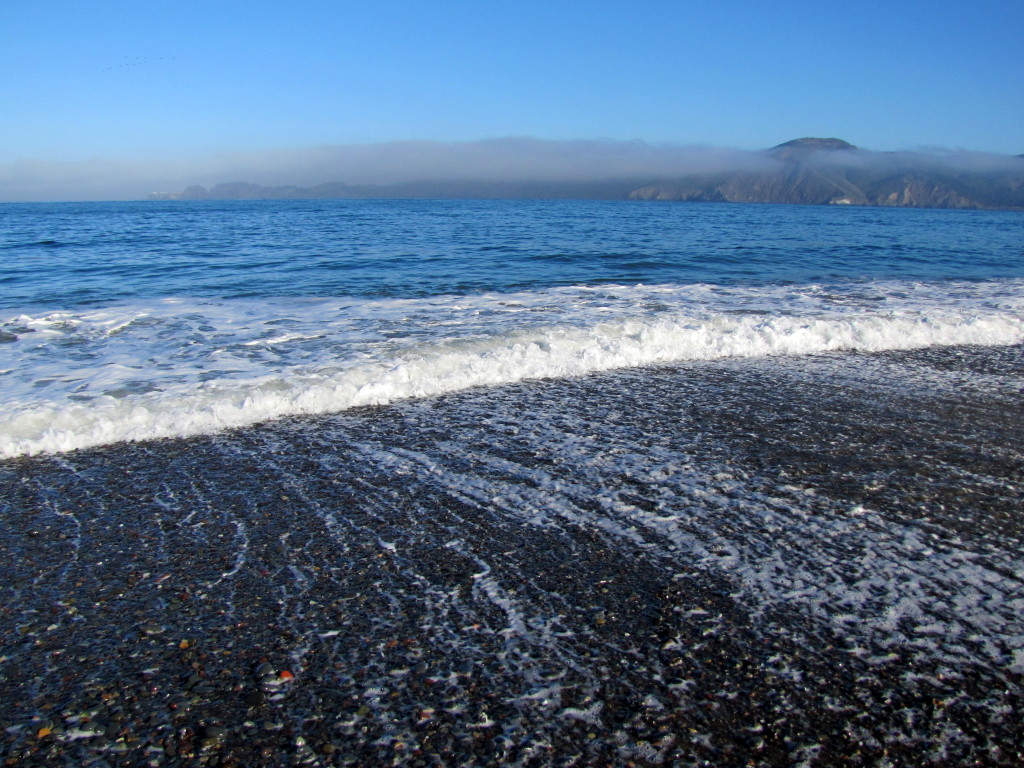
[[2, 280, 1023, 457]]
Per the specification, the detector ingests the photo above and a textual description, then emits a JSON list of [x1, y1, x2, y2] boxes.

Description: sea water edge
[[1, 199, 1023, 457], [2, 200, 1024, 765]]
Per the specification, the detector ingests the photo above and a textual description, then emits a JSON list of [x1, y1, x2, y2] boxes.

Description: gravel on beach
[[2, 345, 1023, 767]]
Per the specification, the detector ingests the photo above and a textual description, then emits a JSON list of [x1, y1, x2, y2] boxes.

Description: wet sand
[[2, 346, 1023, 767]]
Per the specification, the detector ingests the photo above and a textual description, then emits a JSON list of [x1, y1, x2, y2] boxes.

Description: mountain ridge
[[149, 138, 1024, 211]]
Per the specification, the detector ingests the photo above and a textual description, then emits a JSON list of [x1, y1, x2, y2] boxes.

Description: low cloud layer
[[1, 137, 1020, 202]]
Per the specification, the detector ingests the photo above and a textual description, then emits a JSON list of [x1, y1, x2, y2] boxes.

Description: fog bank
[[1, 137, 1020, 203]]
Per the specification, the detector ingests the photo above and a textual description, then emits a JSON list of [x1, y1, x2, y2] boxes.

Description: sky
[[1, 0, 1022, 200]]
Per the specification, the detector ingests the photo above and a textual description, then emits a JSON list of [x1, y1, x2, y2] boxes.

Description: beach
[[3, 344, 1022, 767]]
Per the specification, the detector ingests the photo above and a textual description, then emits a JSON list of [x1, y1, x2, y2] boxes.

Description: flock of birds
[[104, 56, 176, 71]]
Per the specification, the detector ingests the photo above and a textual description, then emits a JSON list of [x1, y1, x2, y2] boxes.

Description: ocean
[[2, 200, 1023, 457], [2, 199, 1023, 766]]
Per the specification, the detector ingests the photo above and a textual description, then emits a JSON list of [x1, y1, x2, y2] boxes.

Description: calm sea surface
[[1, 199, 1023, 456]]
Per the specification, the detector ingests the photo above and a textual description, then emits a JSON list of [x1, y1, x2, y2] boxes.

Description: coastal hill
[[150, 138, 1024, 210], [767, 136, 858, 161], [629, 138, 1024, 209]]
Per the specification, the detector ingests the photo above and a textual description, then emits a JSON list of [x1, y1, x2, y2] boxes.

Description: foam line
[[2, 281, 1023, 457]]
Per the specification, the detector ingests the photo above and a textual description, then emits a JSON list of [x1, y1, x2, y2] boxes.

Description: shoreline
[[2, 345, 1023, 766]]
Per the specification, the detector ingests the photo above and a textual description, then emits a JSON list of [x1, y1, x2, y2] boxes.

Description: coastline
[[2, 345, 1023, 766]]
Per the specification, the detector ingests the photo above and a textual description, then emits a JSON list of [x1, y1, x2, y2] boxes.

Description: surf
[[3, 280, 1023, 457]]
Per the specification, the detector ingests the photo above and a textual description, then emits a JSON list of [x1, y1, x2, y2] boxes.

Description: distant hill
[[150, 138, 1024, 210], [149, 178, 640, 202], [629, 138, 1024, 209], [767, 137, 858, 162], [773, 137, 858, 151]]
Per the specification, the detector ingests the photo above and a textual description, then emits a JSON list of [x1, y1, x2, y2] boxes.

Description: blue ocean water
[[3, 199, 1023, 308], [1, 199, 1023, 456]]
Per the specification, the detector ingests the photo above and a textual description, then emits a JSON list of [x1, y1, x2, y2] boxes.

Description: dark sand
[[2, 346, 1023, 767]]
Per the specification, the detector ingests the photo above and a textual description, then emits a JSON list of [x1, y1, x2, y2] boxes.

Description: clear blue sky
[[1, 0, 1021, 186]]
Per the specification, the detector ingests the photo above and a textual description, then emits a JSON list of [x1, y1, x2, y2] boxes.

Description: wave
[[2, 280, 1023, 457]]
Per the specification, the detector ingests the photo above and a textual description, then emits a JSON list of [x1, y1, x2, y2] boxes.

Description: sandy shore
[[2, 345, 1023, 767]]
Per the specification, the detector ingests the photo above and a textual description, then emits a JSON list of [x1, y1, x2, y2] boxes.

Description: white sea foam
[[2, 280, 1023, 457]]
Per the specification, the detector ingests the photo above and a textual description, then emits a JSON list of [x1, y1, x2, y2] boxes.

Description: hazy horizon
[[3, 136, 1024, 203]]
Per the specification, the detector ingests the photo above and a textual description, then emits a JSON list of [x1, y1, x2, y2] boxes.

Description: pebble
[[2, 350, 1023, 766]]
